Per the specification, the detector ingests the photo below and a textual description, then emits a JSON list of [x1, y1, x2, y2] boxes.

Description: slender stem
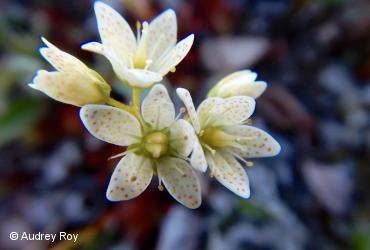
[[107, 97, 134, 114], [132, 88, 141, 110], [131, 88, 146, 127]]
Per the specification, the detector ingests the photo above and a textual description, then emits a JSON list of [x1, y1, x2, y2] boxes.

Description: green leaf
[[239, 201, 272, 220], [352, 229, 370, 250], [0, 98, 44, 145]]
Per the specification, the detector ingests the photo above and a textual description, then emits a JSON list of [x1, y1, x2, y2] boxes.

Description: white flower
[[177, 88, 281, 198], [82, 2, 194, 88], [80, 84, 201, 208], [28, 37, 111, 107], [208, 70, 267, 99]]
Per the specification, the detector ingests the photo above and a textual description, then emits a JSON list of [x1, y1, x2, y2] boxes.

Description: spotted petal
[[206, 151, 250, 198], [40, 37, 92, 78], [224, 125, 281, 158], [150, 34, 194, 76], [190, 139, 207, 172], [169, 119, 196, 157], [106, 153, 153, 201], [198, 96, 255, 127], [176, 88, 200, 133], [157, 157, 201, 209], [93, 1, 136, 68], [146, 9, 177, 63], [141, 84, 175, 129], [80, 105, 141, 146], [196, 97, 224, 128]]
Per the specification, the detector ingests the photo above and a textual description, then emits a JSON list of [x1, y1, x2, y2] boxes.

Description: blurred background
[[0, 0, 369, 249]]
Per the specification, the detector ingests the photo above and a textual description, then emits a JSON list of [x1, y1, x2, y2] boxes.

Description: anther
[[179, 107, 186, 114], [136, 21, 142, 42], [246, 161, 254, 167]]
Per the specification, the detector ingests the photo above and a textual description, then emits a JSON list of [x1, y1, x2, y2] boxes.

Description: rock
[[302, 160, 354, 215], [200, 36, 269, 72], [157, 206, 204, 250]]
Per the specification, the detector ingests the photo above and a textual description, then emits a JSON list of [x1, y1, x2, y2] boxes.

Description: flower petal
[[176, 88, 200, 133], [150, 34, 194, 76], [141, 84, 175, 129], [190, 139, 208, 172], [198, 96, 255, 127], [85, 43, 135, 85], [224, 125, 281, 158], [106, 153, 153, 201], [122, 68, 162, 88], [157, 157, 201, 209], [206, 151, 250, 198], [81, 41, 105, 55], [208, 70, 267, 98], [196, 97, 224, 128], [93, 1, 136, 68], [40, 37, 90, 76], [29, 70, 105, 106], [169, 119, 196, 157], [146, 9, 177, 63], [80, 104, 141, 146]]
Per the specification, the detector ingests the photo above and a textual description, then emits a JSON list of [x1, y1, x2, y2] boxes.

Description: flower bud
[[29, 69, 110, 107], [28, 37, 111, 106], [208, 70, 267, 99]]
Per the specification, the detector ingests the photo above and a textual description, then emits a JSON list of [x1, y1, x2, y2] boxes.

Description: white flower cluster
[[29, 2, 280, 209]]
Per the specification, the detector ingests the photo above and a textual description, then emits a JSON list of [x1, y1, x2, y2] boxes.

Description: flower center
[[200, 127, 241, 149], [132, 21, 152, 69], [143, 131, 169, 159]]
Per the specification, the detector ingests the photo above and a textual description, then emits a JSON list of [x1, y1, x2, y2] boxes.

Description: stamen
[[174, 107, 186, 121], [179, 107, 186, 114], [136, 21, 142, 43], [158, 176, 164, 191], [209, 171, 214, 178], [108, 151, 128, 160], [231, 152, 253, 167], [199, 129, 205, 137], [144, 59, 153, 70], [246, 119, 253, 125], [170, 67, 176, 73], [108, 146, 139, 160], [201, 142, 216, 155]]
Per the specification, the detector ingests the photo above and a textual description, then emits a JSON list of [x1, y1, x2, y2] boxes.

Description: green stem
[[131, 88, 146, 126], [107, 97, 134, 114], [132, 88, 141, 110]]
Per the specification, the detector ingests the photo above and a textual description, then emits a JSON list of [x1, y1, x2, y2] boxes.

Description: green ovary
[[143, 131, 169, 159], [200, 127, 240, 149]]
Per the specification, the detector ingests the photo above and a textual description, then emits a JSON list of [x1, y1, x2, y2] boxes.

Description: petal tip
[[94, 1, 106, 10]]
